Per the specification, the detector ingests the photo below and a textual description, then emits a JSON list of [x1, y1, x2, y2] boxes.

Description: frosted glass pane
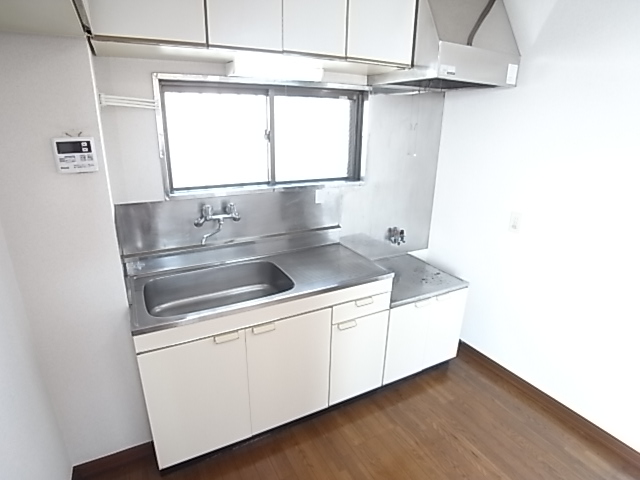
[[164, 91, 269, 189], [274, 96, 351, 182]]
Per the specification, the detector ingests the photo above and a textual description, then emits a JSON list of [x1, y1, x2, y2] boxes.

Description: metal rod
[[268, 91, 277, 185]]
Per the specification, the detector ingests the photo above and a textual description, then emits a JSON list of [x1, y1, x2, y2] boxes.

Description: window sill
[[166, 180, 365, 200]]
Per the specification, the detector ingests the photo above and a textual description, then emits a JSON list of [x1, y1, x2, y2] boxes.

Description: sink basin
[[143, 261, 294, 318]]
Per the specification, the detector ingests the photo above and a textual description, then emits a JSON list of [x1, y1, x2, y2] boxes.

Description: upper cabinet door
[[283, 0, 347, 57], [86, 0, 206, 44], [347, 0, 416, 65], [207, 0, 282, 51]]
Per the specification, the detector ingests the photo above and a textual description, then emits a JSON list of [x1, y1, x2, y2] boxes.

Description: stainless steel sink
[[143, 261, 294, 318]]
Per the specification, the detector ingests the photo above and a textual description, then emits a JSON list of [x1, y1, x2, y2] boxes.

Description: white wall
[[503, 0, 559, 53], [428, 0, 640, 452], [0, 219, 71, 480], [93, 57, 227, 204], [0, 33, 150, 464]]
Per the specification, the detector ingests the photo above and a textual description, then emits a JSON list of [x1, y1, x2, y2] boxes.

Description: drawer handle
[[252, 323, 276, 335], [213, 331, 240, 344], [337, 320, 358, 331], [355, 297, 374, 307], [415, 298, 434, 308]]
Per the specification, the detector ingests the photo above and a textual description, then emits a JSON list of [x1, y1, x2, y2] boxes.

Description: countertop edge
[[130, 271, 395, 337], [389, 282, 469, 309]]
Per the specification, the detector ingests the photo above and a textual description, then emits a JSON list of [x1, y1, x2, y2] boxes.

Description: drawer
[[332, 291, 391, 324]]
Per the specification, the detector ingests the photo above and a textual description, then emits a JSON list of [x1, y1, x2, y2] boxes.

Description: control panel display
[[52, 137, 98, 173]]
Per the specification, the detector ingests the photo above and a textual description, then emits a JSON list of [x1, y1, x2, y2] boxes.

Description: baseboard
[[71, 442, 154, 480], [459, 342, 640, 471]]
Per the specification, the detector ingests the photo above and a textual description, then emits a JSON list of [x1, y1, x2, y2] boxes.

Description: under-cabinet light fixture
[[226, 52, 324, 82]]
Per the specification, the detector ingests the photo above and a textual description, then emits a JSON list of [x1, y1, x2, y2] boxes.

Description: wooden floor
[[90, 346, 640, 480]]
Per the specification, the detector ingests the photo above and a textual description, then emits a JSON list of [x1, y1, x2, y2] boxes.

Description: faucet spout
[[201, 219, 223, 245]]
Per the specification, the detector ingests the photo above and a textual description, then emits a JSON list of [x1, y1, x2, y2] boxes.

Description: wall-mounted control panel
[[52, 137, 98, 173]]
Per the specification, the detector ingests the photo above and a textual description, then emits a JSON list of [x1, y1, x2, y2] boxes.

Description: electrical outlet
[[509, 212, 521, 233]]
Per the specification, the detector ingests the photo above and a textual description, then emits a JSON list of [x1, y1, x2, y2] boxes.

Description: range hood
[[370, 0, 520, 91]]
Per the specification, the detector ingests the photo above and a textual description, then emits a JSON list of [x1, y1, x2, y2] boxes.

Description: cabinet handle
[[355, 297, 374, 307], [252, 323, 276, 335], [337, 320, 358, 331], [213, 331, 240, 344], [415, 298, 434, 308]]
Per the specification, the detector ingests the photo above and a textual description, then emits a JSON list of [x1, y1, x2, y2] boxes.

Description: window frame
[[153, 73, 370, 199]]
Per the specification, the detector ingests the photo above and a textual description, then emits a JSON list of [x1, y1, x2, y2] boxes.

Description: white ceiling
[[0, 0, 84, 37]]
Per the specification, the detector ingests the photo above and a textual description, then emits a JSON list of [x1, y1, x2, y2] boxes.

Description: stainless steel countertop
[[130, 243, 394, 335], [375, 254, 468, 308]]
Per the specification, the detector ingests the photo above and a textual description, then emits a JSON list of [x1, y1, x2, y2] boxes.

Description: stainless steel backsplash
[[114, 189, 342, 257]]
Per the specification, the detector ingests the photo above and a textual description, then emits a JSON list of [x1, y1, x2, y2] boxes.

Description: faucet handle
[[226, 203, 241, 221], [202, 204, 213, 217], [194, 204, 213, 227]]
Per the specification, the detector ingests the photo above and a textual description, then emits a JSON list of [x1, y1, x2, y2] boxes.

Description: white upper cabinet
[[283, 0, 347, 57], [347, 0, 416, 65], [87, 0, 418, 67], [207, 0, 283, 51], [85, 0, 206, 44]]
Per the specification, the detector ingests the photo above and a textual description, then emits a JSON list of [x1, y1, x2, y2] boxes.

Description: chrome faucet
[[388, 227, 406, 246], [194, 203, 241, 245]]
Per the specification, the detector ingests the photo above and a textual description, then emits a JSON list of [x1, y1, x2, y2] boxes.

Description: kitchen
[[1, 1, 640, 479]]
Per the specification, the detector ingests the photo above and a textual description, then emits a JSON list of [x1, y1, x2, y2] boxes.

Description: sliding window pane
[[274, 96, 352, 182], [164, 91, 269, 189]]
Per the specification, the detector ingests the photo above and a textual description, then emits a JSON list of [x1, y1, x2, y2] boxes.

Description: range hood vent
[[369, 0, 521, 90]]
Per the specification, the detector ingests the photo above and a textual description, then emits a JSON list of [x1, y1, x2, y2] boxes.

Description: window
[[157, 76, 367, 196]]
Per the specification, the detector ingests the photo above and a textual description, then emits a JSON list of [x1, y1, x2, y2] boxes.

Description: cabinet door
[[423, 289, 468, 369], [329, 310, 389, 405], [137, 331, 251, 469], [347, 0, 416, 65], [283, 0, 347, 57], [86, 0, 206, 44], [207, 0, 282, 51], [246, 309, 331, 434], [383, 298, 434, 385]]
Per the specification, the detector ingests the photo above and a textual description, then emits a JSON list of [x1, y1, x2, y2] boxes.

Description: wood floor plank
[[81, 347, 640, 480]]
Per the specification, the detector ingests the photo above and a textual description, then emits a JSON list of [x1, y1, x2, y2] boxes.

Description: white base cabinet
[[423, 288, 468, 369], [133, 279, 471, 469], [246, 309, 332, 434], [383, 288, 468, 385], [137, 330, 251, 469], [383, 299, 433, 385], [329, 310, 389, 405]]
